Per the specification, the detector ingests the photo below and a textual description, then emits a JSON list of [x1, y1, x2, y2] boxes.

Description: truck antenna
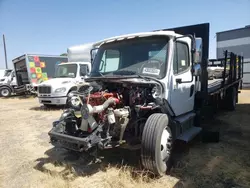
[[3, 34, 8, 69]]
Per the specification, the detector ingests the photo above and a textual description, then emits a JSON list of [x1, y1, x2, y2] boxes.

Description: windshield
[[91, 36, 169, 79], [55, 64, 77, 78], [4, 70, 12, 77]]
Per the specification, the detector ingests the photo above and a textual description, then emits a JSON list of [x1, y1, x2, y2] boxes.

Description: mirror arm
[[90, 47, 98, 65]]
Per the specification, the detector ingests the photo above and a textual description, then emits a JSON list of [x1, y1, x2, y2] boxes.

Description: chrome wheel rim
[[1, 89, 9, 97], [160, 127, 171, 162]]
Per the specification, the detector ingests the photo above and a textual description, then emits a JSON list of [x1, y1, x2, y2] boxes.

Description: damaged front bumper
[[48, 124, 104, 152]]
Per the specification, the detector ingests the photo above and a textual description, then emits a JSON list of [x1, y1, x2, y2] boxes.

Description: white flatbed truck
[[48, 23, 244, 176]]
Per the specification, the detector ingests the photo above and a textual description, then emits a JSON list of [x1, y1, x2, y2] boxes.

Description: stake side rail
[[208, 50, 243, 96]]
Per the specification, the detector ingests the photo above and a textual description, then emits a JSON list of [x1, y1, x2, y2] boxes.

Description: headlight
[[55, 87, 66, 93], [0, 79, 5, 82], [152, 85, 162, 98]]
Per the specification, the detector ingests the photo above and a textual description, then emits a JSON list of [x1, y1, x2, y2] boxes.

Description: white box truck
[[37, 43, 97, 106], [0, 55, 68, 97]]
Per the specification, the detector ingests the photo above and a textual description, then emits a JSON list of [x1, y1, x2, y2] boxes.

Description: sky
[[0, 0, 249, 69]]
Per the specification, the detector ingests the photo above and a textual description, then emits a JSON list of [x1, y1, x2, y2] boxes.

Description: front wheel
[[141, 113, 172, 176], [0, 87, 11, 97], [43, 104, 53, 108]]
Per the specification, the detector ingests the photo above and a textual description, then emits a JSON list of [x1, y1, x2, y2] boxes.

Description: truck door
[[10, 71, 17, 86], [170, 39, 195, 116]]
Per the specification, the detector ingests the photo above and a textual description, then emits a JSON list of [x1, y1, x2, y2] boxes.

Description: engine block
[[86, 92, 119, 106]]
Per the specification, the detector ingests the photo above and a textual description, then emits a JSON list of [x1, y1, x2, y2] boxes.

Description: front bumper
[[38, 96, 67, 105], [48, 127, 103, 152]]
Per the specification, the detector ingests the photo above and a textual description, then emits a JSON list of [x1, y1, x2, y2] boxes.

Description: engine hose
[[91, 97, 120, 114], [119, 117, 129, 143]]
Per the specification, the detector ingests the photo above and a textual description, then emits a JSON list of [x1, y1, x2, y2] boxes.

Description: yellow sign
[[29, 62, 35, 68]]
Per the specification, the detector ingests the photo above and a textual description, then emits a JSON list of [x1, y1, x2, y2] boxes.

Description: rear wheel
[[225, 87, 237, 111], [141, 113, 172, 176], [0, 87, 11, 97]]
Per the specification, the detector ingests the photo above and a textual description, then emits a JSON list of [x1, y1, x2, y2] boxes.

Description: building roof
[[216, 25, 250, 34]]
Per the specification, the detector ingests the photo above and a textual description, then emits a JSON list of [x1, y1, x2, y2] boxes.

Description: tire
[[0, 87, 11, 97], [225, 87, 237, 111], [141, 113, 172, 176], [43, 104, 52, 108], [65, 88, 77, 108], [65, 91, 73, 108]]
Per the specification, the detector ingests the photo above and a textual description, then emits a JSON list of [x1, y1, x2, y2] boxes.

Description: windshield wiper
[[112, 70, 153, 81], [57, 75, 72, 78], [90, 71, 105, 78], [113, 70, 139, 76]]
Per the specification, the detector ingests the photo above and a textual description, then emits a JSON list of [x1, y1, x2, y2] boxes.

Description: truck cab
[[0, 69, 17, 97], [37, 62, 91, 106], [37, 43, 96, 106], [0, 69, 16, 85]]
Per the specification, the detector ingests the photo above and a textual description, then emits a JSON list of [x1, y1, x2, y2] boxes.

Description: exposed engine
[[50, 80, 162, 151]]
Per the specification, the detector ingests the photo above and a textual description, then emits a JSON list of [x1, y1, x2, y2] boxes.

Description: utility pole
[[3, 34, 8, 69]]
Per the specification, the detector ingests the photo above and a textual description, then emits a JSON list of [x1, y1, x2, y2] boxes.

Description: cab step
[[177, 127, 202, 143]]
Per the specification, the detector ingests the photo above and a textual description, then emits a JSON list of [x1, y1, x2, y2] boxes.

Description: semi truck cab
[[0, 70, 17, 97], [0, 69, 17, 86], [37, 62, 91, 106]]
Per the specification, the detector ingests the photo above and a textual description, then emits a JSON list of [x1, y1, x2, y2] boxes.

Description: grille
[[38, 86, 51, 94]]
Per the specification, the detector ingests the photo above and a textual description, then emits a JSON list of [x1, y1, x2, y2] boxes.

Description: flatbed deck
[[208, 78, 225, 94]]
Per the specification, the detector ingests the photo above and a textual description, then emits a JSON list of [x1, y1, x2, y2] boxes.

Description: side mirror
[[90, 48, 98, 65], [80, 66, 89, 77], [193, 63, 202, 76], [194, 38, 202, 64]]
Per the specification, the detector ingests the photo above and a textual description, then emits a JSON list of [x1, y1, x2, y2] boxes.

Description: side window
[[80, 65, 89, 76], [173, 42, 190, 74], [99, 49, 120, 72]]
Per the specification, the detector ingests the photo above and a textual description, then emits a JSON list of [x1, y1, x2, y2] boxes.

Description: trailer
[[0, 54, 68, 97], [48, 23, 243, 176]]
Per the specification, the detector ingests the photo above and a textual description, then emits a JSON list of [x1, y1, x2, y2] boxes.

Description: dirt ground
[[0, 90, 250, 188]]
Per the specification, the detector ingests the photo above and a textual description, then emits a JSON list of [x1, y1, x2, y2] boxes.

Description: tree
[[60, 53, 67, 56]]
